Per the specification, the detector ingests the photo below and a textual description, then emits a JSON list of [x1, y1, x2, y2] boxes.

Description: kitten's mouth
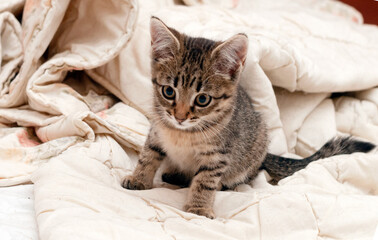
[[166, 115, 197, 130], [175, 123, 191, 129], [172, 120, 194, 130]]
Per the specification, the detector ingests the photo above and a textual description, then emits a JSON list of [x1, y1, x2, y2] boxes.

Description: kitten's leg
[[184, 157, 227, 219], [162, 164, 191, 187], [122, 142, 166, 190]]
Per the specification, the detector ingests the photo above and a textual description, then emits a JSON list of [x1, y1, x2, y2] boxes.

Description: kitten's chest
[[164, 144, 196, 172], [158, 129, 200, 172]]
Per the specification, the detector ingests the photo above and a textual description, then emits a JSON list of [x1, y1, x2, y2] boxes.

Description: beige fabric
[[0, 0, 139, 187], [33, 142, 378, 240], [0, 0, 377, 239], [0, 0, 25, 15], [0, 0, 70, 107], [0, 11, 23, 100]]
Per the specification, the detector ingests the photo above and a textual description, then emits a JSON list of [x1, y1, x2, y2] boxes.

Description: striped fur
[[262, 137, 376, 184], [122, 17, 376, 219]]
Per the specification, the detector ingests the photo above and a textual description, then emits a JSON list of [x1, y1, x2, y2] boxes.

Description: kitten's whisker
[[197, 121, 223, 145], [202, 118, 236, 138]]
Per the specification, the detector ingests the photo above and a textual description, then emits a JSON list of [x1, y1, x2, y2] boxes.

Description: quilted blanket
[[0, 0, 377, 239]]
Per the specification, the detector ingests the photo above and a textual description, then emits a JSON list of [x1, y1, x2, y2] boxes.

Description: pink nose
[[174, 104, 189, 124], [175, 117, 186, 123]]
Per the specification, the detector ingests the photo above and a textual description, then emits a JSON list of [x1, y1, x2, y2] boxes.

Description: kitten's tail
[[261, 137, 375, 183]]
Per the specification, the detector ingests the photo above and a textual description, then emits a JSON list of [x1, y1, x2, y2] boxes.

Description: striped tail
[[261, 137, 376, 183]]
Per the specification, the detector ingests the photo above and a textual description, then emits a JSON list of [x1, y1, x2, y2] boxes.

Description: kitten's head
[[150, 17, 248, 131]]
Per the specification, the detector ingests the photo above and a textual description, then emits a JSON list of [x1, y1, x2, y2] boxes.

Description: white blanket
[[0, 0, 378, 239], [0, 184, 37, 239]]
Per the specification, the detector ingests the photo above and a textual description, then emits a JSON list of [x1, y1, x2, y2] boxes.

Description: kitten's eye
[[195, 94, 212, 107], [162, 86, 176, 100]]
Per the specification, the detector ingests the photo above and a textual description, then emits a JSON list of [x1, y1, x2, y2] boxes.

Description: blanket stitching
[[304, 193, 320, 238]]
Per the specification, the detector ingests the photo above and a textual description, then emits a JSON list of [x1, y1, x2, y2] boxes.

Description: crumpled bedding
[[0, 0, 378, 239]]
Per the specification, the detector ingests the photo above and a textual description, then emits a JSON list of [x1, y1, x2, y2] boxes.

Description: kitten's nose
[[174, 103, 189, 124], [174, 115, 187, 123], [174, 112, 188, 124]]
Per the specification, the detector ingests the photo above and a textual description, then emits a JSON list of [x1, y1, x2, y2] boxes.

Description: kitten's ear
[[211, 33, 248, 78], [150, 17, 180, 61]]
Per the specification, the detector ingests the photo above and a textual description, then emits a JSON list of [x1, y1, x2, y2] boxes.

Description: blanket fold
[[0, 12, 23, 101], [0, 0, 25, 15], [0, 0, 139, 186]]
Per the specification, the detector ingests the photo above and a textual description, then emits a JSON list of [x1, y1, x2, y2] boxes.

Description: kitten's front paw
[[184, 205, 215, 219], [122, 175, 150, 190]]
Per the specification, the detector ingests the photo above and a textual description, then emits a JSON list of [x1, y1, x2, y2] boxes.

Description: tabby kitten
[[122, 17, 375, 219]]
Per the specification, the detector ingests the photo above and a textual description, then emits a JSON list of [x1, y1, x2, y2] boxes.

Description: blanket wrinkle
[[335, 158, 342, 184], [103, 148, 116, 171], [304, 193, 320, 237], [334, 95, 378, 144], [228, 200, 261, 220], [350, 100, 360, 136], [85, 69, 146, 115], [59, 196, 102, 214], [140, 197, 166, 222], [38, 208, 55, 215], [159, 219, 177, 240], [257, 201, 262, 240], [296, 135, 318, 153]]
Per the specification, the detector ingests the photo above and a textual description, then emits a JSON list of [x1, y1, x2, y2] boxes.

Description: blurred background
[[341, 0, 378, 24]]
